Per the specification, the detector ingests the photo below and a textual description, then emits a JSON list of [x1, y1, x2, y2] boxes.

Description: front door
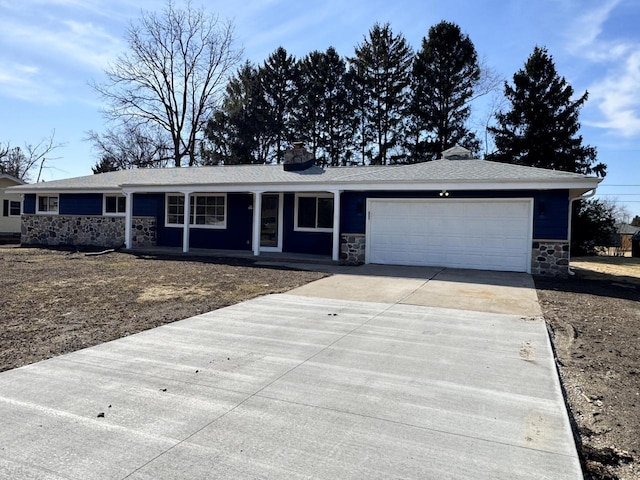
[[260, 193, 282, 251]]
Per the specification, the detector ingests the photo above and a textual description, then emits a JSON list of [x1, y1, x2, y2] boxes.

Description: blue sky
[[1, 0, 639, 218]]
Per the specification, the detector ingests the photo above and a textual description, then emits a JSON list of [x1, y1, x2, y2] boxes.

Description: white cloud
[[587, 49, 640, 136], [0, 61, 62, 103], [566, 0, 640, 137], [565, 0, 622, 59], [0, 17, 122, 72]]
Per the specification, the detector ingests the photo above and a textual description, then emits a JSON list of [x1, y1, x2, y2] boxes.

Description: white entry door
[[366, 199, 533, 272]]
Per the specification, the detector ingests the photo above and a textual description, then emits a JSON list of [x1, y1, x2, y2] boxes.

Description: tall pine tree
[[351, 23, 413, 165], [489, 46, 605, 176], [204, 61, 270, 164], [295, 47, 355, 166], [408, 21, 480, 162], [261, 47, 299, 163]]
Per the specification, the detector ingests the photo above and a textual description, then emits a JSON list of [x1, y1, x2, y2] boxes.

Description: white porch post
[[182, 192, 191, 253], [124, 191, 132, 249], [252, 191, 263, 256], [332, 190, 341, 261]]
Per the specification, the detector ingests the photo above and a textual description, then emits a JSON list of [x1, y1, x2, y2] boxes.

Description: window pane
[[167, 195, 185, 224], [189, 195, 224, 226], [117, 196, 126, 212], [39, 196, 57, 212], [317, 197, 334, 228], [10, 201, 20, 216], [297, 197, 317, 228], [105, 196, 116, 213]]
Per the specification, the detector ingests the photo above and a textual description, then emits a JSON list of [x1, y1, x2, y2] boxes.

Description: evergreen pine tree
[[489, 46, 605, 176], [261, 47, 299, 163], [351, 23, 413, 165], [409, 21, 480, 162]]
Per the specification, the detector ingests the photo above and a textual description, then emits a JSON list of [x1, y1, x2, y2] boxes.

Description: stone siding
[[130, 217, 156, 247], [21, 215, 156, 248], [531, 240, 569, 277], [340, 233, 365, 265]]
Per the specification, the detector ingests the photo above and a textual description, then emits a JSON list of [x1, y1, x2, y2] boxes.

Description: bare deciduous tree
[[92, 1, 242, 167], [0, 131, 63, 182], [87, 125, 172, 173]]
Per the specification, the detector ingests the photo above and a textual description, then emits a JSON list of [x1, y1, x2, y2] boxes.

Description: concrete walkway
[[0, 267, 581, 479]]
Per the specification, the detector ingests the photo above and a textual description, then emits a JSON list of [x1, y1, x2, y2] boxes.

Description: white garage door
[[366, 199, 533, 272]]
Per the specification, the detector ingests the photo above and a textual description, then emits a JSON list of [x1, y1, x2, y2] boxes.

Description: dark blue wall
[[189, 193, 253, 250], [23, 193, 103, 215], [59, 193, 102, 215], [282, 193, 332, 255], [23, 188, 571, 251], [134, 193, 252, 250], [341, 190, 570, 240]]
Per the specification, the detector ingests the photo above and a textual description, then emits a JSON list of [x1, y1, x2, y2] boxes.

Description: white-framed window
[[9, 200, 20, 217], [3, 199, 21, 217], [36, 195, 59, 214], [294, 193, 334, 232], [165, 194, 227, 229], [103, 195, 126, 216]]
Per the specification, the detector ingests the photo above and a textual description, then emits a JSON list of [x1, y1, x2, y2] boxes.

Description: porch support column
[[124, 191, 133, 249], [182, 191, 191, 253], [331, 190, 341, 261], [252, 191, 263, 256]]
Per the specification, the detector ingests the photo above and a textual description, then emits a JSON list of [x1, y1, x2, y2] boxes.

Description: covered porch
[[121, 189, 343, 261]]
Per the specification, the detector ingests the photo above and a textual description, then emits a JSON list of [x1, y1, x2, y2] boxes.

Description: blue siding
[[340, 190, 570, 241], [59, 193, 102, 215], [23, 194, 35, 214], [532, 190, 570, 240], [135, 193, 252, 250], [189, 193, 253, 250], [282, 193, 332, 255]]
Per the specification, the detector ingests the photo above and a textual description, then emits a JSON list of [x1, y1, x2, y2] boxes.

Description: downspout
[[567, 188, 596, 276]]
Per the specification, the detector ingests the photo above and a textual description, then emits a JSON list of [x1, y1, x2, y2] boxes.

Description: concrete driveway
[[0, 266, 581, 479]]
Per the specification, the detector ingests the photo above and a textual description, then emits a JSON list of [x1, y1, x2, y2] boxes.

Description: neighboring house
[[0, 173, 25, 237], [616, 223, 640, 253], [7, 146, 601, 276]]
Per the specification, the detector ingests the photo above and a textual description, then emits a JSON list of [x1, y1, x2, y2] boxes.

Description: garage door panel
[[367, 199, 532, 273]]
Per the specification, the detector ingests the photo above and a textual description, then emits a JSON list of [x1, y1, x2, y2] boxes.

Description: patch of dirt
[[0, 245, 326, 373], [536, 257, 640, 480]]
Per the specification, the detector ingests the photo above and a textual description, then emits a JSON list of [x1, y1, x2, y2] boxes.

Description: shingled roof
[[8, 159, 600, 193]]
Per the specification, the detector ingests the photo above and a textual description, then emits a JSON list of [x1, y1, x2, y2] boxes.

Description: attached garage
[[366, 198, 533, 273]]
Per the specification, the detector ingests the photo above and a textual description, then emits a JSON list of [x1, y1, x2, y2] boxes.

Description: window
[[295, 194, 334, 231], [193, 195, 225, 227], [3, 200, 21, 217], [104, 195, 126, 215], [36, 195, 58, 214], [9, 200, 20, 217], [166, 195, 185, 225], [165, 194, 226, 228]]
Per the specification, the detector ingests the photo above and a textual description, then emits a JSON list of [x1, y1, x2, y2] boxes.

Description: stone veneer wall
[[531, 240, 569, 277], [21, 215, 156, 248], [340, 233, 365, 265]]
